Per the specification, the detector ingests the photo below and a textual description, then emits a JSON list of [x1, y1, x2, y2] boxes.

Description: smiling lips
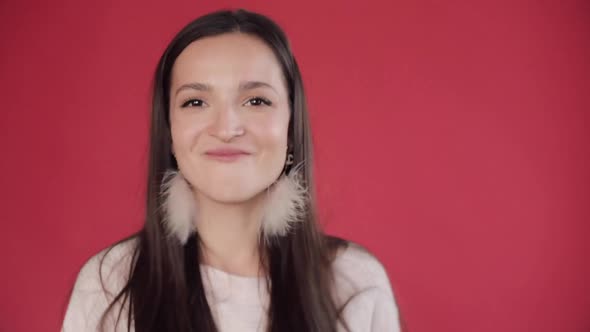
[[204, 148, 251, 162]]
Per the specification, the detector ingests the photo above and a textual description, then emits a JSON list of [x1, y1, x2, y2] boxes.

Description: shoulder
[[61, 236, 138, 332], [332, 242, 394, 297], [75, 236, 137, 295], [331, 241, 402, 332]]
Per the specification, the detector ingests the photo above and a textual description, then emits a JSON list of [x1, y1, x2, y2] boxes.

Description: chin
[[195, 175, 271, 204], [187, 163, 284, 205], [204, 185, 266, 204]]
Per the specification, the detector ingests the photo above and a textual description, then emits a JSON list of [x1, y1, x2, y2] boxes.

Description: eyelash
[[180, 97, 272, 108]]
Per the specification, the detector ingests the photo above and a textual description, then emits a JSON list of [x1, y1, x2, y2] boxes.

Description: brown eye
[[181, 99, 204, 108], [246, 97, 272, 107]]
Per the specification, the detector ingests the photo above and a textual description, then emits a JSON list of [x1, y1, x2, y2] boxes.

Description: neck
[[194, 191, 266, 277]]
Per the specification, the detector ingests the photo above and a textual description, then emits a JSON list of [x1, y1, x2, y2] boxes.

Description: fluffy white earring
[[159, 167, 308, 245], [260, 168, 308, 244], [160, 170, 197, 245]]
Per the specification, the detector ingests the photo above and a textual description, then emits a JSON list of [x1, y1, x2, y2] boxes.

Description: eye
[[245, 97, 272, 107], [181, 99, 205, 108]]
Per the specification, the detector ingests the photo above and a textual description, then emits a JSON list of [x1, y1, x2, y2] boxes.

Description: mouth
[[204, 148, 251, 162]]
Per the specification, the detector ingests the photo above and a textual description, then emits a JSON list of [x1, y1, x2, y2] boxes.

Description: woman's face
[[169, 33, 290, 204]]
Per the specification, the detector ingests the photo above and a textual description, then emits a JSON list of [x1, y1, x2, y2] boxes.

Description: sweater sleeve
[[61, 253, 110, 332], [339, 285, 401, 332], [61, 242, 133, 332], [370, 288, 401, 331], [334, 244, 402, 332]]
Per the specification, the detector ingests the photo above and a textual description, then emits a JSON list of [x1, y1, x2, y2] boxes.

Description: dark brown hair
[[98, 8, 351, 332]]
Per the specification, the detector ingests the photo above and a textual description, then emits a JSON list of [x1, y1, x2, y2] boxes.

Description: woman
[[61, 8, 401, 332]]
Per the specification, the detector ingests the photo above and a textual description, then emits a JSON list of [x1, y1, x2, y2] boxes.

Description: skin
[[169, 33, 290, 276]]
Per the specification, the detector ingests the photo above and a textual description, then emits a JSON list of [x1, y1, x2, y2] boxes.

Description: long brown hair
[[99, 8, 350, 331]]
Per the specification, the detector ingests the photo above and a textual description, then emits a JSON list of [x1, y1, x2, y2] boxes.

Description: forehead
[[171, 33, 286, 91]]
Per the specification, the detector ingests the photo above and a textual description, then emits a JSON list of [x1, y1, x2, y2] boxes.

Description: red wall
[[1, 1, 588, 331]]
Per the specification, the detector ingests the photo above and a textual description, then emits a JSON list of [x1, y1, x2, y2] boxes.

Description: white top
[[61, 239, 401, 331]]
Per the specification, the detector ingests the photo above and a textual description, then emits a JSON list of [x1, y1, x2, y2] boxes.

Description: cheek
[[170, 114, 207, 155], [255, 115, 290, 157]]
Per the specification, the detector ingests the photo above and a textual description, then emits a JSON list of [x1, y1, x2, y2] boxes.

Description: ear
[[283, 144, 293, 175]]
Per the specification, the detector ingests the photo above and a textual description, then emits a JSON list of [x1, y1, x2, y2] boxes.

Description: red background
[[1, 0, 588, 331]]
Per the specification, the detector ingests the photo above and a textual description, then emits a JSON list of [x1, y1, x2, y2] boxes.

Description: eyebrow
[[174, 80, 278, 96]]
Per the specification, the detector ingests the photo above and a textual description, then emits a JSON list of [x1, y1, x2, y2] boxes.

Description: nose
[[209, 104, 245, 142]]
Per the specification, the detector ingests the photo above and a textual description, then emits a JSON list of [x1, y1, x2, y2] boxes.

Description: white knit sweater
[[61, 239, 401, 331]]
